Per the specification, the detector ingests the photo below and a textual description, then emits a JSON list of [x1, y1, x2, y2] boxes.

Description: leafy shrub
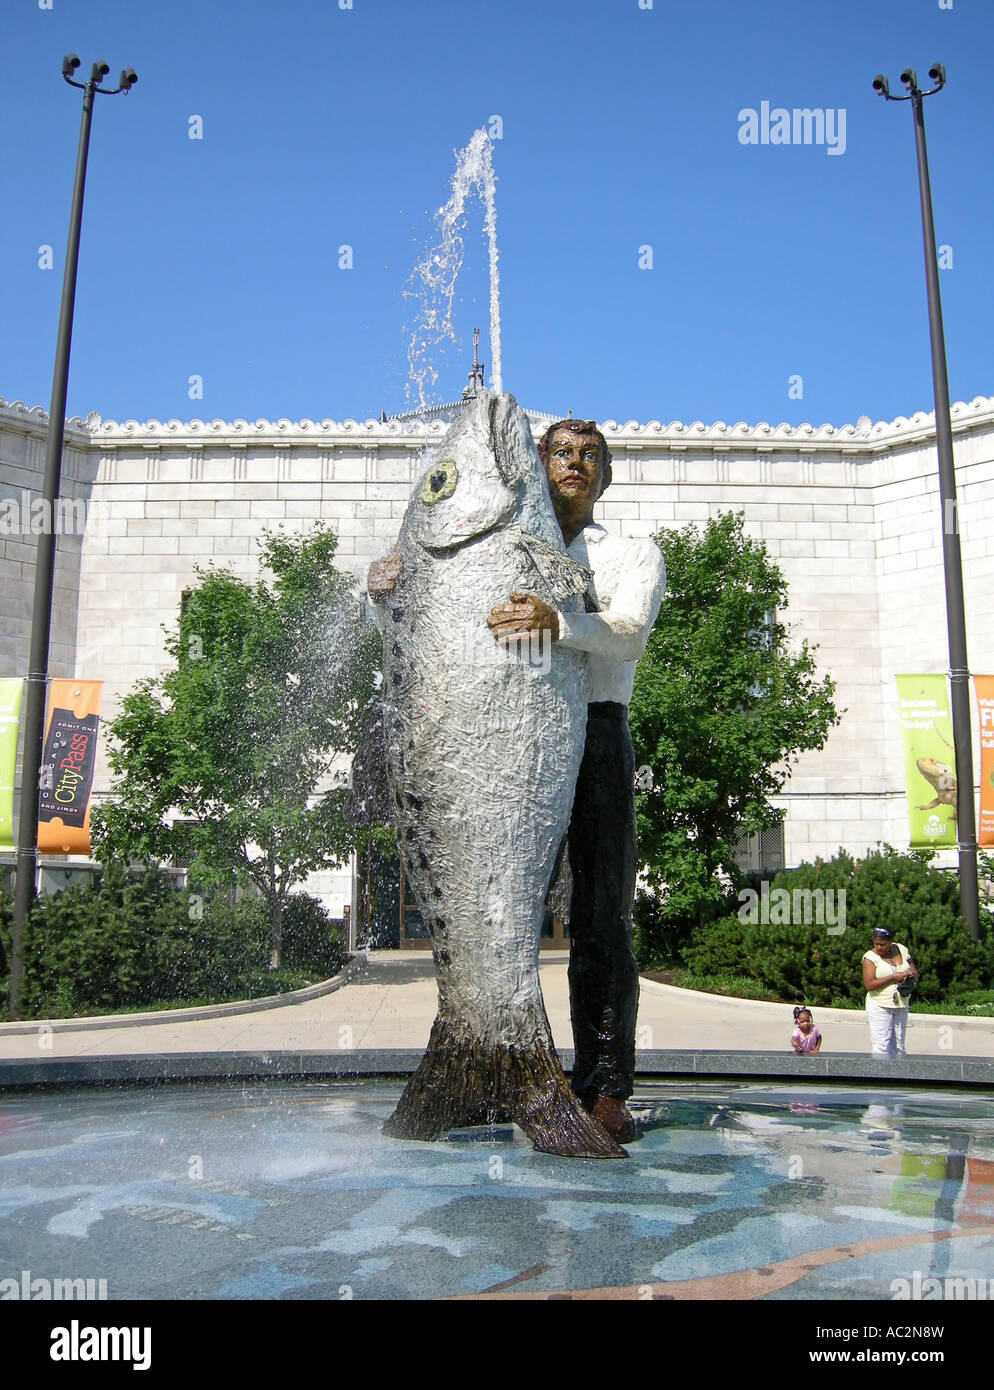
[[15, 867, 178, 1016], [0, 882, 13, 1016], [232, 966, 316, 999], [0, 869, 344, 1020], [278, 893, 347, 977], [634, 876, 751, 971], [144, 891, 271, 1002], [684, 847, 994, 1007], [634, 888, 679, 970]]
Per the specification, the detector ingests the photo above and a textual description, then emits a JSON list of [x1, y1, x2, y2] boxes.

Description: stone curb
[[1, 1047, 992, 1090], [637, 976, 994, 1031], [0, 952, 367, 1037]]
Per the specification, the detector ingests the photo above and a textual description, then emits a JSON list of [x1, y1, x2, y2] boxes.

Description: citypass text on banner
[[0, 678, 24, 852], [37, 679, 102, 855], [896, 674, 957, 849], [976, 675, 994, 849]]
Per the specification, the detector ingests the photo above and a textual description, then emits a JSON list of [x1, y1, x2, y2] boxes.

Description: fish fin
[[383, 1017, 627, 1159], [515, 531, 594, 612]]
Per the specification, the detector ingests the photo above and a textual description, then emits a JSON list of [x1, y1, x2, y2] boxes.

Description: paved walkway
[[0, 950, 990, 1061]]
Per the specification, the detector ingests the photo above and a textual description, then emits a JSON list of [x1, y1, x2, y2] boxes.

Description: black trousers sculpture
[[566, 701, 639, 1102]]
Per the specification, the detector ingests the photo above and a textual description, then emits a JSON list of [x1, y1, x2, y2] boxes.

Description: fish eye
[[421, 458, 458, 505]]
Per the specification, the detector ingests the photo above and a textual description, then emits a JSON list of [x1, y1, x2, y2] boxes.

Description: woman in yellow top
[[862, 927, 919, 1057]]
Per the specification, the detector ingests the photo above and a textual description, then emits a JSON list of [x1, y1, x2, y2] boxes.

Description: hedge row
[[0, 868, 347, 1019], [682, 848, 994, 1007]]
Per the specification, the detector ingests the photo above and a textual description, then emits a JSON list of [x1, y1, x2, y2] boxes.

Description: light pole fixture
[[7, 57, 137, 1018], [872, 62, 981, 943]]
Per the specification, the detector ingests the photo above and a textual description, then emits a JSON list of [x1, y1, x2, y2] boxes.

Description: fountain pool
[[2, 1079, 991, 1300]]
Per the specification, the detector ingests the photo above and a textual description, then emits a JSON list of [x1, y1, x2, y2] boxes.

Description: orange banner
[[978, 675, 994, 848], [37, 679, 102, 855]]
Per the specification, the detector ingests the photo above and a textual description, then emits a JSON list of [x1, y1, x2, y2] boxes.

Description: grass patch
[[641, 968, 784, 1003]]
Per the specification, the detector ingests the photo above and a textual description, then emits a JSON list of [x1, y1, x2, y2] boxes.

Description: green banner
[[0, 678, 24, 852], [897, 674, 957, 849]]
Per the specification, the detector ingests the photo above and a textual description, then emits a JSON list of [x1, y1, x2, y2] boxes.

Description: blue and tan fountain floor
[[1, 1080, 992, 1301]]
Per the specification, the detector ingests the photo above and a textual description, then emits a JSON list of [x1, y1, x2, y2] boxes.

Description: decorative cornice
[[0, 398, 93, 441], [598, 395, 994, 447], [89, 415, 454, 443], [3, 393, 994, 451]]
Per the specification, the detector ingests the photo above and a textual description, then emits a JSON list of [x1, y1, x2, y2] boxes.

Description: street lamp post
[[7, 57, 137, 1018], [872, 63, 980, 943]]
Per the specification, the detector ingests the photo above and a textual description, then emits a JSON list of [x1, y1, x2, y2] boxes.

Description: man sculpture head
[[538, 419, 613, 495], [537, 419, 613, 542]]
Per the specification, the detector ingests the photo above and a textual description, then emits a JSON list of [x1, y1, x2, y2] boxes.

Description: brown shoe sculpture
[[588, 1096, 637, 1145]]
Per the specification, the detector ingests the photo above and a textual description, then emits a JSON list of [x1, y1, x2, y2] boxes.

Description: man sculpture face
[[539, 424, 612, 540], [546, 429, 603, 503]]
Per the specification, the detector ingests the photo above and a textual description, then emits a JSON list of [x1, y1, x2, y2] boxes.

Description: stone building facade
[[2, 391, 993, 918]]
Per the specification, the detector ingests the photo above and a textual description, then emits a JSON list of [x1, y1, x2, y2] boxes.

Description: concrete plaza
[[1, 950, 992, 1064]]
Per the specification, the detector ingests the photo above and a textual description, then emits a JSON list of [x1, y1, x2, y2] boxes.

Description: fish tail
[[382, 1016, 627, 1159]]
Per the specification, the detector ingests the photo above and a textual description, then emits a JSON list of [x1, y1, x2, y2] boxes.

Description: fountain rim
[[2, 1048, 994, 1094]]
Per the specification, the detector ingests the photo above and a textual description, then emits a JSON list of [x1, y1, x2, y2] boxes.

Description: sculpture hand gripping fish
[[374, 389, 625, 1157]]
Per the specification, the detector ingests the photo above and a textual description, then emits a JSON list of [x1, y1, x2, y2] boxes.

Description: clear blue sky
[[2, 0, 991, 429]]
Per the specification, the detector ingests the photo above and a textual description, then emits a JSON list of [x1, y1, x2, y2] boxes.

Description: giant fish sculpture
[[372, 388, 626, 1158]]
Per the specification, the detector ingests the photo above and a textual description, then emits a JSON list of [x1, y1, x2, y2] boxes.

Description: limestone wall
[[0, 405, 96, 679], [2, 393, 993, 903]]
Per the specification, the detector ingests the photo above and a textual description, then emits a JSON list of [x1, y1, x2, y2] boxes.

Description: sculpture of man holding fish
[[366, 391, 663, 1156]]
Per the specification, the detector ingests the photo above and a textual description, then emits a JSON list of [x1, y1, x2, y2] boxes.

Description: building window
[[748, 607, 777, 699], [170, 820, 197, 870], [733, 824, 785, 874]]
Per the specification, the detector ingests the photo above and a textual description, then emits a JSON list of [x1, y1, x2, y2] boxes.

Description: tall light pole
[[7, 57, 138, 1018], [872, 63, 980, 942]]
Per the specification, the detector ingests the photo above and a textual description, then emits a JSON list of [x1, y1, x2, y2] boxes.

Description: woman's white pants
[[866, 1003, 908, 1057]]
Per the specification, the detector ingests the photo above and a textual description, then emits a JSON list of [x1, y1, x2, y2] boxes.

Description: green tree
[[629, 511, 841, 964], [91, 527, 380, 967]]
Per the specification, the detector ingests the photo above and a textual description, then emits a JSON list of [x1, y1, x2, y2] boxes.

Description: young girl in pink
[[791, 1006, 822, 1054]]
